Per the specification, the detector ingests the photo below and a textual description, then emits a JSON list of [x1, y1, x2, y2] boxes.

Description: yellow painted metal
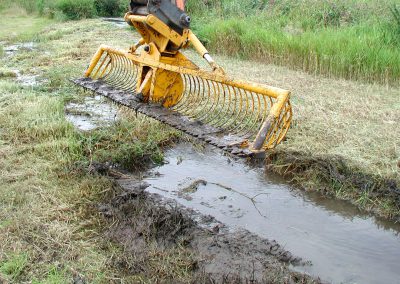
[[125, 14, 188, 51], [82, 11, 293, 152], [151, 69, 184, 107]]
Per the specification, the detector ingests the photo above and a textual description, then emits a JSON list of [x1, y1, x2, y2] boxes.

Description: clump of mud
[[95, 166, 317, 283]]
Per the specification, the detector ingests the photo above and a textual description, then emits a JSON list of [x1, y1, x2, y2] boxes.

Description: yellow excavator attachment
[[73, 0, 292, 157]]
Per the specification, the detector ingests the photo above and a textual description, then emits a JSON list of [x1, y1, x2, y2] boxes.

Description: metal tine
[[198, 79, 221, 126], [97, 54, 112, 79], [178, 75, 197, 115], [92, 53, 109, 79], [110, 54, 127, 89], [266, 101, 292, 148], [102, 53, 117, 82], [180, 74, 199, 113], [128, 60, 139, 92], [112, 55, 131, 90], [180, 75, 202, 116], [175, 74, 200, 117], [196, 79, 220, 124], [278, 103, 293, 141], [213, 83, 234, 129], [225, 87, 245, 135], [119, 56, 137, 92], [234, 89, 256, 136], [192, 78, 214, 121], [262, 99, 289, 149], [250, 93, 269, 137], [111, 54, 131, 91], [238, 91, 264, 138], [246, 92, 265, 135], [109, 54, 127, 87], [173, 74, 192, 112], [215, 83, 235, 130], [115, 55, 132, 91], [188, 76, 211, 121], [224, 85, 244, 131], [103, 53, 121, 86], [205, 82, 229, 128], [266, 119, 280, 149]]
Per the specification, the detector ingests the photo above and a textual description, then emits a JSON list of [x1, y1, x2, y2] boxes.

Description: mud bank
[[96, 173, 317, 283], [265, 149, 400, 220]]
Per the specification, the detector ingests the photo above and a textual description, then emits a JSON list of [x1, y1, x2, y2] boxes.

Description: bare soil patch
[[95, 167, 318, 283]]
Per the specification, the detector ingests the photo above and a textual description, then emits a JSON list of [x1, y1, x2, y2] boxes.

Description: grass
[[0, 9, 186, 283], [0, 253, 28, 281], [0, 0, 127, 20], [187, 0, 400, 85], [0, 7, 54, 42]]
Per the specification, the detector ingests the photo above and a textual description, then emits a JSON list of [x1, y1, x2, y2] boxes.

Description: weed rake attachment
[[73, 0, 292, 157]]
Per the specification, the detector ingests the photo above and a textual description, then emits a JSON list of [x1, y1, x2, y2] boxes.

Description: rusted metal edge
[[72, 77, 263, 158]]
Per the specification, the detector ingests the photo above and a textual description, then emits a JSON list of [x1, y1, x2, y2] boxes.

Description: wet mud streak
[[96, 173, 315, 283]]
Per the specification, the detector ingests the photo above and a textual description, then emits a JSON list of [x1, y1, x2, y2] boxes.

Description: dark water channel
[[143, 143, 400, 284]]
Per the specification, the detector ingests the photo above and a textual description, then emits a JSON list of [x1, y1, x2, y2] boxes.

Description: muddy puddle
[[65, 95, 119, 131], [3, 42, 36, 56], [143, 143, 400, 284], [102, 18, 127, 28]]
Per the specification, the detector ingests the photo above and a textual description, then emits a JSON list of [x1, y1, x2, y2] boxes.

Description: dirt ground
[[95, 166, 318, 284]]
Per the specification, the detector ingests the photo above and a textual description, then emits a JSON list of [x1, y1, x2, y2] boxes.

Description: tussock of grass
[[0, 253, 28, 281], [0, 69, 17, 78]]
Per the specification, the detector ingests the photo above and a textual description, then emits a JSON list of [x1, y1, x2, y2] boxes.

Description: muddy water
[[65, 95, 119, 131], [144, 143, 400, 284], [102, 18, 127, 28], [3, 42, 36, 56]]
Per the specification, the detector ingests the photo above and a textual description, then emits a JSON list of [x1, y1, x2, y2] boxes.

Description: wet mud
[[143, 143, 400, 284], [96, 175, 316, 283], [1, 42, 46, 87], [65, 94, 119, 131], [3, 42, 36, 56], [102, 17, 127, 28]]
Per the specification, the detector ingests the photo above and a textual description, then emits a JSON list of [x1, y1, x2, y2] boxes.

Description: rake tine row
[[82, 50, 291, 151], [72, 77, 256, 157]]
